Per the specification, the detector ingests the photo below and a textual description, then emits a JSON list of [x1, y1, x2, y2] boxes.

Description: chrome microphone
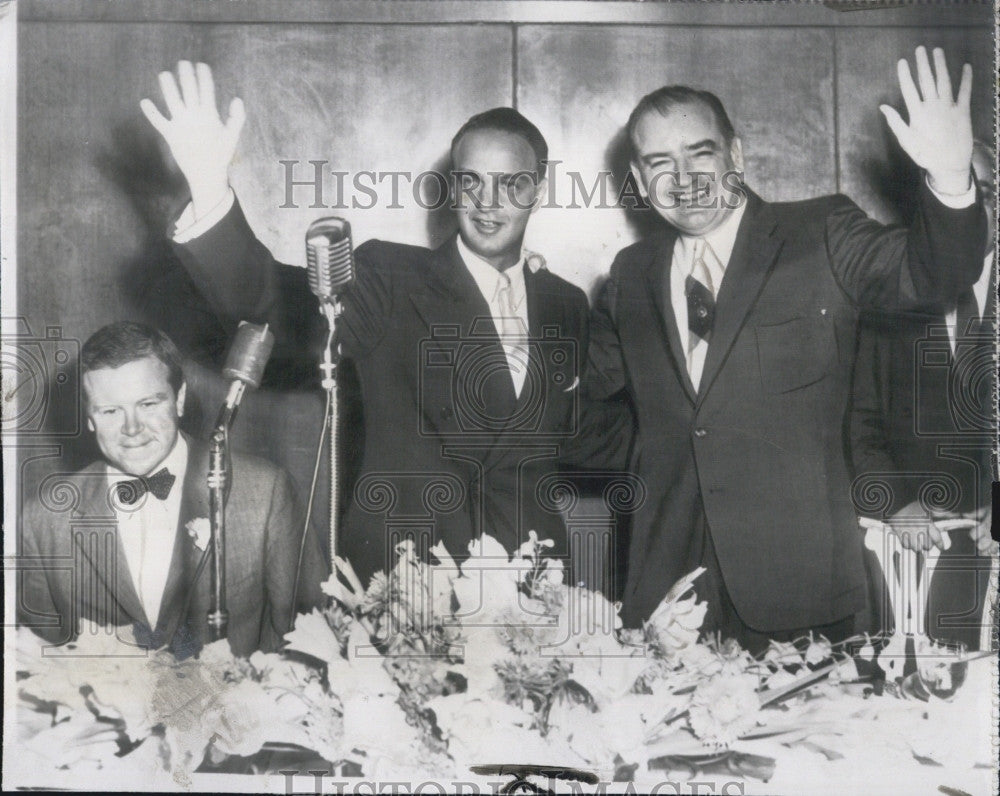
[[306, 217, 355, 302], [219, 321, 274, 420]]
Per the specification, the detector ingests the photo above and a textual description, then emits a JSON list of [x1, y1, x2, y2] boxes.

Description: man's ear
[[629, 162, 650, 199], [729, 136, 745, 173], [176, 382, 187, 418]]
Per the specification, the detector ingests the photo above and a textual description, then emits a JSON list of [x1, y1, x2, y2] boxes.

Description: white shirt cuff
[[925, 174, 975, 209], [172, 188, 235, 243]]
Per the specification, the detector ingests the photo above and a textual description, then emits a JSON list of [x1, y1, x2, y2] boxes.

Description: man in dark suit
[[139, 62, 591, 582], [850, 141, 996, 651], [17, 322, 327, 657], [578, 47, 985, 650]]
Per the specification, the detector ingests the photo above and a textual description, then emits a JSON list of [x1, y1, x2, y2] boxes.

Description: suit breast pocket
[[755, 315, 836, 393]]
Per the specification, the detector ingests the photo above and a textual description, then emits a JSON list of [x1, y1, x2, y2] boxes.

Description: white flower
[[185, 517, 210, 551], [804, 634, 833, 667], [283, 609, 344, 665], [687, 673, 762, 750]]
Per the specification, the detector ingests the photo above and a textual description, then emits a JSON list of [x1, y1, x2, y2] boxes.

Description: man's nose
[[472, 180, 501, 209], [121, 410, 143, 436]]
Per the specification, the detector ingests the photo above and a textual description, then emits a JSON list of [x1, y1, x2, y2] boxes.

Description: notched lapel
[[698, 196, 785, 402], [70, 471, 146, 628], [642, 231, 697, 402], [158, 439, 211, 649]]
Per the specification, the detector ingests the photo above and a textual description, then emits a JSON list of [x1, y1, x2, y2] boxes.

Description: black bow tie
[[115, 468, 176, 505]]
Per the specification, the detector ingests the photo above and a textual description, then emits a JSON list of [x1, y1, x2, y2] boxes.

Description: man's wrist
[[191, 184, 231, 221], [926, 168, 973, 197]]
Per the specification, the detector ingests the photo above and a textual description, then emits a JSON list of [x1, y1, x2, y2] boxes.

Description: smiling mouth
[[121, 440, 154, 450], [471, 217, 504, 234]]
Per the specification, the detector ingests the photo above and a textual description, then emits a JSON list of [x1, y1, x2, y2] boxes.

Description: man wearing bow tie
[[17, 322, 327, 656], [579, 47, 986, 649]]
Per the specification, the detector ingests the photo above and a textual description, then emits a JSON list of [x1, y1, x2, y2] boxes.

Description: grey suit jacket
[[17, 435, 328, 657]]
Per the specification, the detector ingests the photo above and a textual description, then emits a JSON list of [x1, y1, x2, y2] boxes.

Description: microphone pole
[[207, 321, 274, 642], [305, 218, 355, 572]]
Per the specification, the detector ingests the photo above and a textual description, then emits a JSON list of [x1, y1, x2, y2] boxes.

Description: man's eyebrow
[[686, 139, 719, 151]]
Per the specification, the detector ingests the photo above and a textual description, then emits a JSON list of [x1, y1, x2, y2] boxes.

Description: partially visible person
[[17, 322, 328, 657], [850, 141, 997, 650]]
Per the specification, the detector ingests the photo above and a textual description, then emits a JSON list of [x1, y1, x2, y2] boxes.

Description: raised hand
[[140, 61, 245, 218], [880, 46, 973, 196]]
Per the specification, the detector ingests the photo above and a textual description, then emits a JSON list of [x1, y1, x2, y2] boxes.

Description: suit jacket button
[[694, 427, 707, 438]]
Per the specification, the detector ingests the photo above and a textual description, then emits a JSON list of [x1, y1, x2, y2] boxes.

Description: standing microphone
[[303, 218, 354, 584], [306, 217, 355, 303], [217, 321, 275, 427]]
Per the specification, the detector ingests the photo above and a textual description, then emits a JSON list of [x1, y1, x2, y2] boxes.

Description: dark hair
[[626, 86, 736, 157], [81, 322, 184, 394], [451, 107, 550, 178]]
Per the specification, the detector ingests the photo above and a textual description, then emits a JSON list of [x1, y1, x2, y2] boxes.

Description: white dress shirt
[[670, 203, 746, 390], [456, 235, 538, 398], [944, 251, 994, 351], [107, 435, 188, 627]]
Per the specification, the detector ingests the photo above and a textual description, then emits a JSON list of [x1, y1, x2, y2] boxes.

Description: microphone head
[[306, 217, 354, 301], [222, 322, 275, 389]]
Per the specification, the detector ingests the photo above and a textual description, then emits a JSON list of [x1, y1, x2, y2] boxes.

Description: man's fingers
[[956, 63, 973, 109], [913, 45, 936, 101], [932, 47, 953, 100], [139, 98, 170, 136], [895, 60, 920, 118], [177, 60, 199, 109], [196, 62, 216, 111], [157, 70, 184, 117], [223, 97, 246, 142]]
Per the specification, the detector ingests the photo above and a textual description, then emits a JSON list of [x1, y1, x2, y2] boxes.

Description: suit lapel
[[411, 236, 518, 431], [643, 230, 697, 403], [157, 437, 211, 647], [697, 194, 784, 404], [71, 469, 147, 626]]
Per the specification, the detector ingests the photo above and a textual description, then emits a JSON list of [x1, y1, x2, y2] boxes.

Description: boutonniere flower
[[185, 517, 210, 551], [524, 250, 547, 272]]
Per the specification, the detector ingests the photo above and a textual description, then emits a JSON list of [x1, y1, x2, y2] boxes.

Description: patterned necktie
[[496, 271, 529, 397], [115, 467, 176, 505], [685, 238, 716, 378]]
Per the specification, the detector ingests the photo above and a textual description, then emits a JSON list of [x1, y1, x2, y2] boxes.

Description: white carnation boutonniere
[[524, 250, 547, 272], [185, 517, 210, 551]]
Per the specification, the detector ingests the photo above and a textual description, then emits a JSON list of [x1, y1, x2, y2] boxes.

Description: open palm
[[880, 46, 973, 194], [140, 61, 245, 215]]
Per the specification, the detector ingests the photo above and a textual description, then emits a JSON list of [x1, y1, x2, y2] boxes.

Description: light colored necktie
[[496, 271, 529, 397], [685, 238, 716, 381]]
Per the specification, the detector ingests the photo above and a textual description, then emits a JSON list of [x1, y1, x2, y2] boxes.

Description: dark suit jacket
[[583, 184, 984, 631], [849, 273, 994, 648], [17, 436, 328, 657], [164, 202, 590, 581]]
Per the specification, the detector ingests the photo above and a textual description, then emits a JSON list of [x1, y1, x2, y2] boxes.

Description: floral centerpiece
[[14, 533, 881, 783]]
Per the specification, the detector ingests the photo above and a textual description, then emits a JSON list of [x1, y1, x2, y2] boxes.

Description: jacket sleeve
[[826, 180, 985, 311], [17, 502, 74, 646], [848, 318, 917, 519], [168, 199, 393, 385], [559, 263, 636, 471]]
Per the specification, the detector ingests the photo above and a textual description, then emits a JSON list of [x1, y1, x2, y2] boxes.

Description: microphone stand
[[206, 380, 244, 642], [319, 300, 343, 571]]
